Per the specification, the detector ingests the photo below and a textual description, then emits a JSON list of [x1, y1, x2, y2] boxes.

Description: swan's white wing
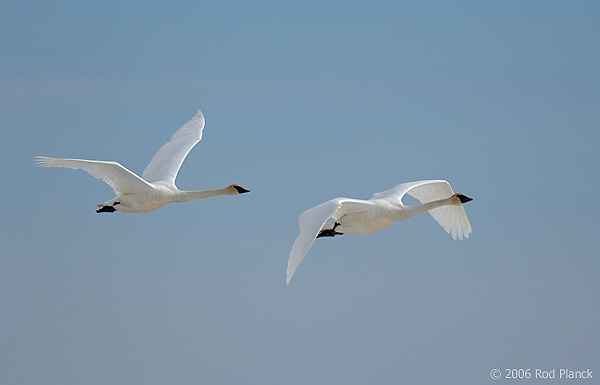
[[35, 157, 153, 194], [403, 180, 472, 240], [287, 198, 373, 285], [142, 110, 205, 185], [372, 180, 471, 240], [424, 203, 472, 240], [370, 180, 448, 202]]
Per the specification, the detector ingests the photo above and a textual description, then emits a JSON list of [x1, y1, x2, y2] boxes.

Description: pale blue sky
[[2, 1, 599, 384]]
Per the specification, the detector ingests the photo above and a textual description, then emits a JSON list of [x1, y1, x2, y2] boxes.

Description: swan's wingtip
[[34, 156, 52, 166], [286, 264, 295, 285]]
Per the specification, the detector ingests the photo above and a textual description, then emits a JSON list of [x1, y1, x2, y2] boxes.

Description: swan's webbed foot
[[96, 202, 120, 214], [317, 222, 344, 238]]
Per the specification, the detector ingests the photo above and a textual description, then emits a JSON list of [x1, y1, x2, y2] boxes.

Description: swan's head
[[230, 184, 250, 195], [454, 194, 473, 204]]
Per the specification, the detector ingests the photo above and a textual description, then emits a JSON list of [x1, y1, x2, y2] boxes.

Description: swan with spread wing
[[286, 180, 472, 284], [36, 110, 249, 213]]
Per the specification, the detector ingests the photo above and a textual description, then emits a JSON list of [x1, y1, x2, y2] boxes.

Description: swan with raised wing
[[286, 180, 472, 284], [36, 110, 249, 213]]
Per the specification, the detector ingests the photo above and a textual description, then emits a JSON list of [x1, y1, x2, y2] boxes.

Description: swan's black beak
[[234, 185, 250, 194], [457, 194, 473, 204]]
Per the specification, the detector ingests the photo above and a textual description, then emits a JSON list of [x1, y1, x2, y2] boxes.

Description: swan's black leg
[[317, 222, 344, 238], [96, 202, 120, 214]]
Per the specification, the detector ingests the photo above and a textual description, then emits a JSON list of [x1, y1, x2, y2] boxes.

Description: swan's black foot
[[317, 222, 344, 238], [96, 202, 120, 214]]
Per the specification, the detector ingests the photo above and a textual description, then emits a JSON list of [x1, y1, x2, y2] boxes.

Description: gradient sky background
[[2, 1, 599, 384]]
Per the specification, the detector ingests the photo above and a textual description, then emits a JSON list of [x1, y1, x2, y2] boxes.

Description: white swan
[[286, 180, 472, 284], [36, 110, 249, 213]]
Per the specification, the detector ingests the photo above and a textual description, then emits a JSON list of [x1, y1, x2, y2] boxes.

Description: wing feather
[[141, 110, 205, 184], [372, 180, 472, 240], [35, 157, 153, 194], [286, 198, 372, 284], [405, 181, 472, 240]]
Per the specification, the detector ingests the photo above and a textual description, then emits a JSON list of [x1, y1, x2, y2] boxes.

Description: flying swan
[[36, 110, 249, 213], [286, 180, 472, 284]]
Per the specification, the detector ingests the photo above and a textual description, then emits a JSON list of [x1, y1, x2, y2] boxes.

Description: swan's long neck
[[177, 188, 231, 202], [399, 196, 456, 219]]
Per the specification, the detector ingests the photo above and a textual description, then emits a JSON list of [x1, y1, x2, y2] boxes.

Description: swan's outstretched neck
[[177, 184, 249, 202], [401, 195, 461, 218], [178, 188, 230, 201]]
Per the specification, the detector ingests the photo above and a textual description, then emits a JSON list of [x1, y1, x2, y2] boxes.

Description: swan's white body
[[36, 110, 249, 213], [286, 180, 472, 284]]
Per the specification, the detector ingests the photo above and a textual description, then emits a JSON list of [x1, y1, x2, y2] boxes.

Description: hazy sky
[[2, 1, 599, 384]]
